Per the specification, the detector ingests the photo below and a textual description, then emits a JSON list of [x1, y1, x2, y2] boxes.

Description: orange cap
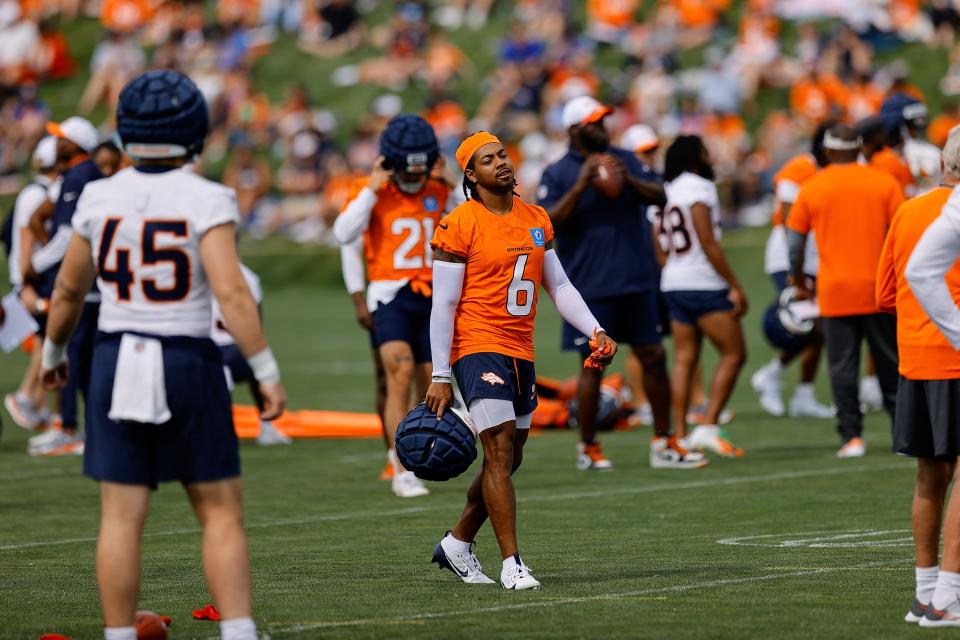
[[455, 131, 501, 171]]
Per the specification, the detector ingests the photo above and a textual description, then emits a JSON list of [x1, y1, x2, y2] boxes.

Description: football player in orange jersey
[[878, 128, 960, 626], [752, 122, 835, 420], [333, 115, 460, 498], [425, 132, 616, 589]]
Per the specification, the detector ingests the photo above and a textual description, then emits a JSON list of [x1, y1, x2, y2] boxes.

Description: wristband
[[42, 339, 67, 370], [431, 373, 451, 383], [248, 347, 281, 384]]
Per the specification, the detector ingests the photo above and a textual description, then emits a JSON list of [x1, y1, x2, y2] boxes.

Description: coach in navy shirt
[[538, 96, 671, 470], [26, 117, 104, 455]]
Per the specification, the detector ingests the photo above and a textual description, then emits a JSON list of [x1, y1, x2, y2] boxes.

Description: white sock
[[388, 448, 401, 472], [917, 565, 939, 603], [767, 358, 782, 374], [931, 569, 960, 610], [104, 627, 136, 640], [442, 533, 471, 554], [793, 383, 815, 401], [220, 616, 258, 640], [502, 553, 521, 572]]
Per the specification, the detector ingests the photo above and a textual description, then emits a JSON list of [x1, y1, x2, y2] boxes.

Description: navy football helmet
[[395, 402, 477, 481], [880, 93, 928, 131], [117, 70, 210, 160], [762, 286, 816, 352], [380, 114, 439, 177]]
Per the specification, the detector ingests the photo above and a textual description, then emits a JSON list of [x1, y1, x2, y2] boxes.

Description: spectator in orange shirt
[[790, 70, 839, 124], [100, 0, 153, 33], [786, 125, 904, 458], [586, 0, 639, 44], [930, 102, 960, 149], [844, 73, 884, 123], [875, 129, 960, 624]]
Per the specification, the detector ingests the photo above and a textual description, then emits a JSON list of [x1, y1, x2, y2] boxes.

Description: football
[[134, 611, 169, 640], [591, 154, 625, 199]]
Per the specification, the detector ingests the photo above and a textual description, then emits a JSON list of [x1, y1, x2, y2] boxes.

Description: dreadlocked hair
[[460, 157, 521, 203]]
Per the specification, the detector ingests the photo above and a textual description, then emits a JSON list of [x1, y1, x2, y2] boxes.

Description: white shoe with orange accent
[[256, 420, 292, 446], [687, 425, 744, 458], [29, 428, 84, 457], [837, 437, 866, 458], [650, 436, 708, 469], [920, 595, 960, 626], [576, 442, 613, 470], [686, 404, 734, 425], [4, 393, 43, 430]]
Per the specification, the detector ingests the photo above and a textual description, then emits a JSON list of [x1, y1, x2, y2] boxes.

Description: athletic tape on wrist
[[431, 373, 451, 383], [41, 339, 67, 370], [248, 347, 281, 384]]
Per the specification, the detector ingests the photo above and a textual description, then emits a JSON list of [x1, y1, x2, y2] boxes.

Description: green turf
[[0, 232, 931, 639]]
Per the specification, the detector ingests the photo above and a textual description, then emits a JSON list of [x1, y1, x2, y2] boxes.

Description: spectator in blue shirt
[[538, 96, 697, 470]]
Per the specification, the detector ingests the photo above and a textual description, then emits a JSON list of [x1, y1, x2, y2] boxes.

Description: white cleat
[[650, 436, 708, 469], [859, 375, 884, 413], [920, 595, 960, 627], [576, 441, 613, 471], [687, 425, 744, 458], [837, 437, 866, 459], [905, 598, 929, 623], [501, 561, 541, 590], [788, 394, 835, 419], [392, 470, 429, 498], [432, 533, 496, 584], [28, 427, 84, 457], [4, 393, 43, 430], [256, 421, 292, 446], [751, 363, 784, 417]]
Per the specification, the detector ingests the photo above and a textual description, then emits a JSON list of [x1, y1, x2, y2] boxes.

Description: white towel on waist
[[108, 334, 172, 424]]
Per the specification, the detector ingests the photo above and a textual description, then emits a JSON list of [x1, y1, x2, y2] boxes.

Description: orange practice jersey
[[771, 153, 817, 226], [876, 188, 960, 380], [871, 147, 916, 197], [343, 178, 449, 283], [431, 197, 555, 364], [787, 162, 904, 317]]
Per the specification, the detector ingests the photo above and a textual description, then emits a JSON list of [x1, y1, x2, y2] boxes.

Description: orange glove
[[192, 603, 221, 621], [583, 329, 613, 369]]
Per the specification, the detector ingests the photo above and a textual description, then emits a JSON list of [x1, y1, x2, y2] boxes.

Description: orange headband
[[455, 131, 501, 171]]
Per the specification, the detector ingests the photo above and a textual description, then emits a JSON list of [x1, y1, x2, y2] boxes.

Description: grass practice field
[[0, 230, 927, 639]]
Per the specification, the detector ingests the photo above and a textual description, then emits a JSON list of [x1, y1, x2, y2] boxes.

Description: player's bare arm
[[27, 198, 54, 246], [786, 227, 811, 299], [690, 202, 748, 317], [433, 247, 466, 264], [201, 222, 287, 420], [41, 233, 97, 390], [546, 155, 601, 227]]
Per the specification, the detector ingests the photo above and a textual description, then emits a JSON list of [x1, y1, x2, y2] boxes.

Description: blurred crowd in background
[[2, 0, 960, 243]]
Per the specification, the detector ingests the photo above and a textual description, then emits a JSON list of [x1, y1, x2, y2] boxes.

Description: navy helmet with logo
[[380, 114, 439, 180]]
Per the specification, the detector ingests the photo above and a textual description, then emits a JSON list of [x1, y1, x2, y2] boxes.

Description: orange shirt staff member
[[786, 124, 904, 458], [425, 133, 616, 590], [876, 130, 960, 625]]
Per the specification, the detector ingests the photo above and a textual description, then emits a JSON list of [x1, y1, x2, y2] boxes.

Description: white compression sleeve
[[332, 187, 377, 245], [906, 212, 960, 349], [31, 225, 72, 274], [430, 260, 465, 379], [339, 235, 366, 294], [542, 249, 602, 338]]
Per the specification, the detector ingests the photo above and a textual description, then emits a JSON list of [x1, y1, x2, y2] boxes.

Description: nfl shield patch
[[423, 196, 439, 212], [529, 227, 545, 247]]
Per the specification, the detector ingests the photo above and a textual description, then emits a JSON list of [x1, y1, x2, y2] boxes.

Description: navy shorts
[[84, 332, 240, 489], [453, 353, 538, 417], [562, 291, 662, 355], [663, 290, 734, 325], [372, 284, 431, 363], [220, 344, 254, 385]]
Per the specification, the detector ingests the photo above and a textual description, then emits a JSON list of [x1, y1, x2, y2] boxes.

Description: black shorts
[[893, 376, 960, 459], [84, 332, 240, 489], [663, 289, 734, 325]]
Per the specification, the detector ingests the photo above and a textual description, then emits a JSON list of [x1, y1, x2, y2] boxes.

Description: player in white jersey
[[655, 135, 747, 458], [4, 136, 59, 430], [211, 263, 291, 445], [40, 71, 284, 640]]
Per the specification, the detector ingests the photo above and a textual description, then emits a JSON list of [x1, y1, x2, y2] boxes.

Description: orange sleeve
[[786, 188, 812, 234], [886, 182, 906, 224], [431, 207, 471, 258], [875, 217, 898, 314], [341, 177, 371, 213]]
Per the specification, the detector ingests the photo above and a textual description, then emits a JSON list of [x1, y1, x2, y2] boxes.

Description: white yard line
[[273, 558, 911, 633], [0, 461, 912, 552]]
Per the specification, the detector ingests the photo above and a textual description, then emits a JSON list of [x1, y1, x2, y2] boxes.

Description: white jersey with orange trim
[[658, 172, 728, 292], [211, 264, 262, 346], [71, 166, 240, 337]]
